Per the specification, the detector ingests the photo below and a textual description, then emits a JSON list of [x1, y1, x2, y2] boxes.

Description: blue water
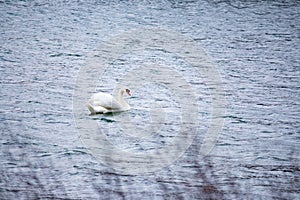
[[1, 1, 299, 199]]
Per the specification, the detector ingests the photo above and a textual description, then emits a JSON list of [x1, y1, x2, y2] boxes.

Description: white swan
[[87, 87, 131, 114]]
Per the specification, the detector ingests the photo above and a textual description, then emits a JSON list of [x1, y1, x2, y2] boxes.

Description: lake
[[1, 0, 299, 199]]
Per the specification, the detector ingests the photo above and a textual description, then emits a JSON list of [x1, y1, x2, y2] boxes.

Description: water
[[1, 0, 299, 199]]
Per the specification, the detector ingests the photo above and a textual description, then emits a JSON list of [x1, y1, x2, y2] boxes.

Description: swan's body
[[87, 88, 131, 114]]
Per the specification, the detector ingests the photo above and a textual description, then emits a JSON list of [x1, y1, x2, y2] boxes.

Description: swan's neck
[[118, 90, 130, 110]]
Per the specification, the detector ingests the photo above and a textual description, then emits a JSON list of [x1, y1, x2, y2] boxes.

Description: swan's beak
[[125, 89, 131, 96]]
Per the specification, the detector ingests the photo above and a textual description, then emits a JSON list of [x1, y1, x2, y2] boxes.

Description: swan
[[87, 87, 131, 114]]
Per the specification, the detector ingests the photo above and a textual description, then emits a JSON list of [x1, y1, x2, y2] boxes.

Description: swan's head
[[120, 87, 131, 96]]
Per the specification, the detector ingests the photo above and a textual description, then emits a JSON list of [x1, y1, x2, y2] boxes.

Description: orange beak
[[126, 89, 131, 96]]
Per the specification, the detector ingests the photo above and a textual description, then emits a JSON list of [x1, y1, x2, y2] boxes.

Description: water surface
[[1, 1, 299, 199]]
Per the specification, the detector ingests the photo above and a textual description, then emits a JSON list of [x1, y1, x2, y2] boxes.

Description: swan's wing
[[87, 103, 108, 114], [89, 92, 122, 110]]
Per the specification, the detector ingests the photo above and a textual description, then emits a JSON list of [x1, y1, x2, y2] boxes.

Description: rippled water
[[1, 0, 299, 199]]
